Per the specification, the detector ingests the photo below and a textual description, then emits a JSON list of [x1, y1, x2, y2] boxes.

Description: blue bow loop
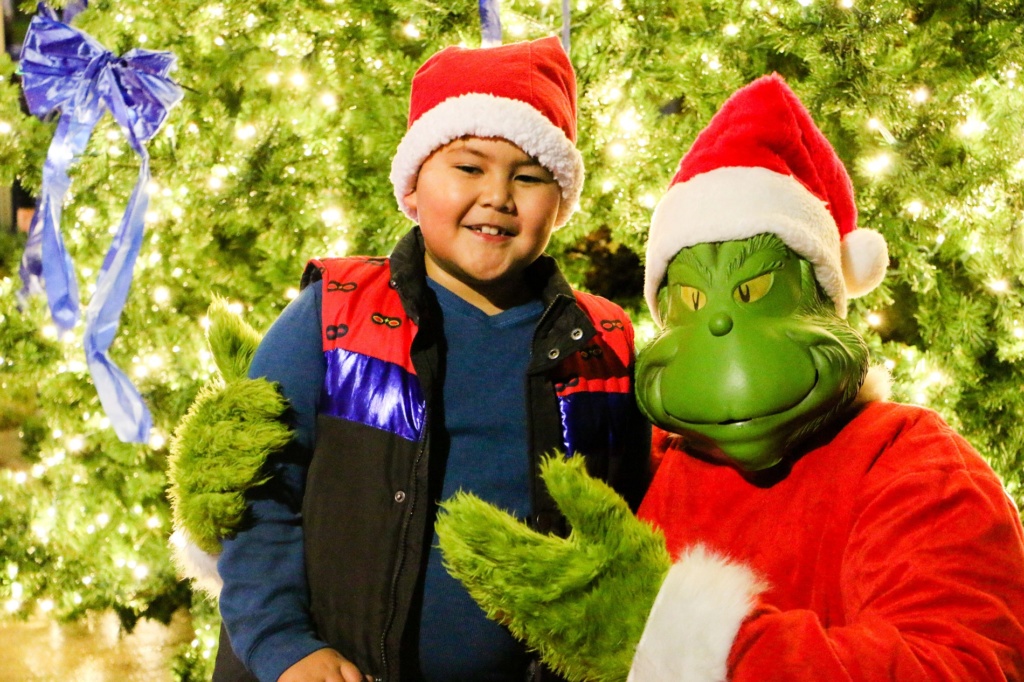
[[17, 4, 182, 443]]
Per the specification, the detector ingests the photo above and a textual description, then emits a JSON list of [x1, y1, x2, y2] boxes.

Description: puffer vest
[[299, 249, 648, 681]]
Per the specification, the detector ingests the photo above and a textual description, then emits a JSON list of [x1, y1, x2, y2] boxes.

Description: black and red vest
[[298, 239, 649, 680]]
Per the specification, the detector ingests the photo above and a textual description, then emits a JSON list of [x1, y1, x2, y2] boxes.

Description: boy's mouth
[[466, 224, 514, 237]]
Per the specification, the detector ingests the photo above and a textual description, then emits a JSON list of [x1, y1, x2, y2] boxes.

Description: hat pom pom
[[841, 228, 888, 298]]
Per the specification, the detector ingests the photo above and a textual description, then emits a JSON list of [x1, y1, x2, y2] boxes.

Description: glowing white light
[[601, 180, 615, 193], [228, 302, 245, 315], [608, 143, 626, 158], [906, 200, 924, 218], [6, 565, 17, 579], [867, 312, 883, 327], [864, 153, 892, 175], [289, 72, 307, 88], [200, 316, 211, 331], [149, 431, 166, 450], [723, 24, 740, 36], [5, 600, 20, 613], [266, 72, 281, 86], [320, 92, 338, 108], [321, 207, 343, 225], [839, 0, 853, 7], [208, 176, 223, 190], [286, 288, 300, 300], [0, 121, 11, 134], [236, 124, 257, 140], [935, 233, 946, 245], [911, 87, 930, 104], [403, 23, 420, 39], [10, 583, 22, 599], [39, 599, 54, 613], [97, 513, 110, 527], [884, 359, 896, 370], [153, 286, 171, 305], [67, 436, 85, 453], [146, 516, 161, 529], [81, 576, 93, 585], [959, 116, 988, 137], [989, 279, 1009, 292], [13, 472, 27, 485], [41, 324, 58, 339], [640, 193, 657, 208], [133, 364, 149, 379], [1015, 328, 1024, 339], [797, 0, 813, 6], [213, 36, 224, 46]]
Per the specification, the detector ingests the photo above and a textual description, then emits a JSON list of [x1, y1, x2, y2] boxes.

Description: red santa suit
[[630, 400, 1024, 681]]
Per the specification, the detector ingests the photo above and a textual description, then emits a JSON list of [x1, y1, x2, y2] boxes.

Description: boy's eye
[[677, 285, 706, 312], [734, 272, 774, 304], [515, 173, 547, 183], [455, 165, 482, 174]]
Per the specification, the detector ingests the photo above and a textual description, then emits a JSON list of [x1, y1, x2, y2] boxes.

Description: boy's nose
[[480, 179, 515, 213]]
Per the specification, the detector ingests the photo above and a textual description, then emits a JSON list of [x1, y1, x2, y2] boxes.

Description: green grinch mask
[[636, 233, 869, 471]]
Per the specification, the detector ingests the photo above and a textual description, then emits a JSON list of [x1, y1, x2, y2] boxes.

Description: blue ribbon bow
[[18, 4, 182, 443]]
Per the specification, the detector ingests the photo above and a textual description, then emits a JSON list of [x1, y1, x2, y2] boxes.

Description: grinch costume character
[[436, 75, 1024, 681]]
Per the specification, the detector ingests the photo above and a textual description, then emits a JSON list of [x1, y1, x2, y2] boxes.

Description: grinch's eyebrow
[[726, 234, 790, 278], [672, 249, 713, 284]]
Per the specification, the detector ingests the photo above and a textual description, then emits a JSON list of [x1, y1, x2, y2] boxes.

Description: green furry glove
[[436, 456, 671, 682], [167, 299, 291, 591]]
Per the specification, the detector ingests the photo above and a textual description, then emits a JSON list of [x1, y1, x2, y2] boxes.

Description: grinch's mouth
[[675, 370, 820, 427]]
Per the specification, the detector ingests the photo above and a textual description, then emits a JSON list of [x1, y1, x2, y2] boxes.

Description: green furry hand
[[436, 456, 670, 682], [167, 299, 291, 556]]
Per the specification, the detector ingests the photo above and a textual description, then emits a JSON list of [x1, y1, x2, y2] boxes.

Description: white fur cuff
[[627, 544, 765, 682], [170, 528, 223, 597]]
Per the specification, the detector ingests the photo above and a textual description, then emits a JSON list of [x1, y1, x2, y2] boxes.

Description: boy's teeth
[[479, 226, 502, 236]]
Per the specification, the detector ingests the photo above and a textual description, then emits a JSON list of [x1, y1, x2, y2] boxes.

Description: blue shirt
[[418, 279, 543, 681]]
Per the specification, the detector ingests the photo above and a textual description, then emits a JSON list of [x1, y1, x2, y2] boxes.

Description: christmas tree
[[1, 0, 1023, 679]]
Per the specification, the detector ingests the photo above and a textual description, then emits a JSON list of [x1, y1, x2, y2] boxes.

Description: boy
[[214, 37, 651, 682]]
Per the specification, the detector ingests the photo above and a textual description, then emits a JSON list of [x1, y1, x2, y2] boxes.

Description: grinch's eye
[[677, 285, 707, 311], [734, 272, 774, 304]]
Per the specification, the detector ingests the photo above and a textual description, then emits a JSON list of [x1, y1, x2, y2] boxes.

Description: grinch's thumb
[[540, 455, 635, 543], [206, 296, 263, 382]]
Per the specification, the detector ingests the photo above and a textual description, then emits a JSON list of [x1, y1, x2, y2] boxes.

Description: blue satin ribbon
[[18, 5, 182, 443], [478, 0, 502, 46], [561, 0, 571, 52]]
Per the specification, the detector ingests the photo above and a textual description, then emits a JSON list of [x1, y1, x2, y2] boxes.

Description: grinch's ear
[[206, 296, 263, 382]]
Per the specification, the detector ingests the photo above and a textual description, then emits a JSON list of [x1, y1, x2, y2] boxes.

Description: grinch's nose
[[709, 312, 733, 336]]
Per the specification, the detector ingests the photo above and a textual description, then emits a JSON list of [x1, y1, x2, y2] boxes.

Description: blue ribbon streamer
[[479, 0, 502, 46], [561, 0, 571, 52], [18, 4, 182, 443]]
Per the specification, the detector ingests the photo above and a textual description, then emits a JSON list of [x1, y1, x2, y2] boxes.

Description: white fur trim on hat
[[389, 93, 584, 227], [170, 528, 222, 597], [644, 166, 846, 326], [627, 544, 765, 682]]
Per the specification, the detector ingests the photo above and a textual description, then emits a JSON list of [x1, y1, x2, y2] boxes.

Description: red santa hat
[[390, 36, 584, 227], [644, 74, 888, 324]]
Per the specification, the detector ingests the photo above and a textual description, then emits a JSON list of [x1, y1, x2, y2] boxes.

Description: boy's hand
[[435, 455, 671, 682], [278, 648, 372, 682]]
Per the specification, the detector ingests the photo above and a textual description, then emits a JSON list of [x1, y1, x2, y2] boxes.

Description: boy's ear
[[404, 187, 418, 214]]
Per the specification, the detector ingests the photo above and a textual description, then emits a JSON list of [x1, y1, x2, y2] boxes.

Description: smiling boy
[[211, 37, 650, 682]]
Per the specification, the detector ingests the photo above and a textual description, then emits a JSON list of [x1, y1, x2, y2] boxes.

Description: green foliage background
[[1, 0, 1023, 678]]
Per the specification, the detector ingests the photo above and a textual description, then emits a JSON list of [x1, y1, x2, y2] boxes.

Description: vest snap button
[[547, 348, 560, 360], [394, 490, 406, 503], [570, 328, 583, 340]]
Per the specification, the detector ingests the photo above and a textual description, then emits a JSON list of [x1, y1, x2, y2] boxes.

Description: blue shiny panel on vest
[[558, 391, 636, 457], [321, 347, 425, 441]]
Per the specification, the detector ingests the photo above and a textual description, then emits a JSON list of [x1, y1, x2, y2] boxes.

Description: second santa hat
[[644, 74, 888, 324]]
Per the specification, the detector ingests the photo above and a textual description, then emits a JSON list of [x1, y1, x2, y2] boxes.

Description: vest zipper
[[379, 412, 429, 679]]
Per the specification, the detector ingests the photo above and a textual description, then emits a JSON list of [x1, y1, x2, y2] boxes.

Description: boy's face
[[406, 137, 562, 311]]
